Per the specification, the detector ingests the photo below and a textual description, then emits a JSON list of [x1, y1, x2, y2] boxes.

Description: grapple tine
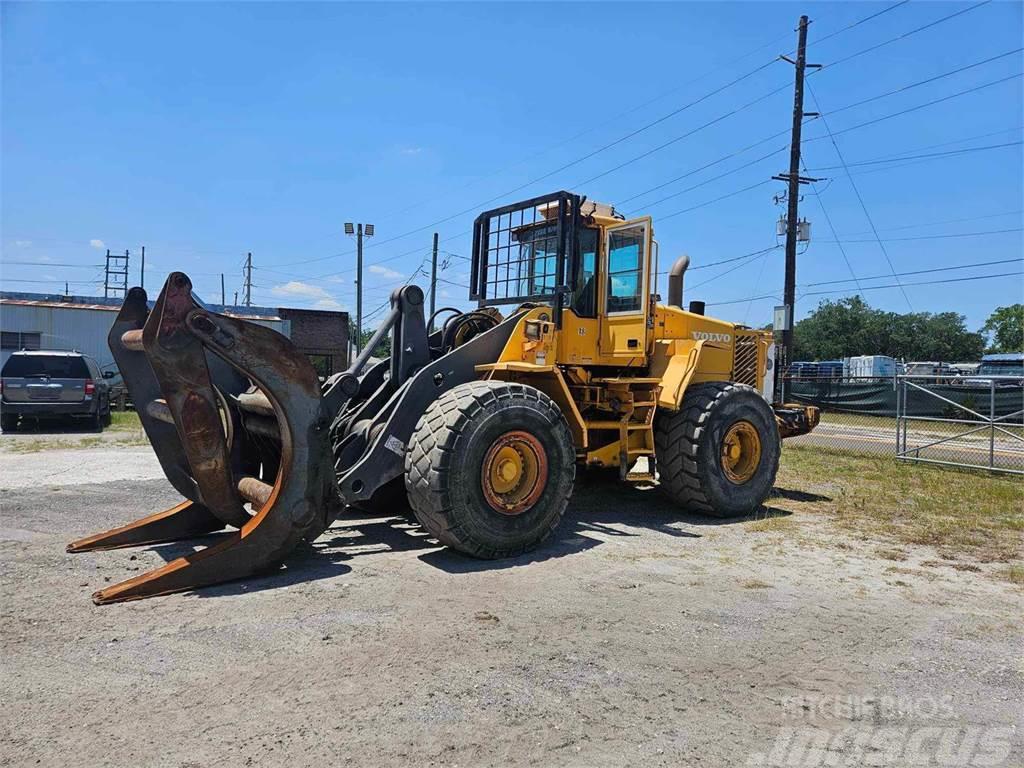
[[142, 274, 249, 528], [90, 288, 337, 604], [104, 286, 203, 503], [66, 500, 222, 553]]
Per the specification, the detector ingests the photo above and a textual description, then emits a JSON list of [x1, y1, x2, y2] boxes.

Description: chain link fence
[[781, 373, 1024, 474]]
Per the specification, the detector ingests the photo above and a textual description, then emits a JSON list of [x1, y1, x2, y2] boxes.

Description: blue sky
[[2, 1, 1021, 332]]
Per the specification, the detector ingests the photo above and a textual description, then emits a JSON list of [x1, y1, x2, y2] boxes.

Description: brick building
[[278, 307, 349, 377]]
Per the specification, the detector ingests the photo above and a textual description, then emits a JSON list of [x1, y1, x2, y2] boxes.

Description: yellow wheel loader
[[69, 191, 818, 603]]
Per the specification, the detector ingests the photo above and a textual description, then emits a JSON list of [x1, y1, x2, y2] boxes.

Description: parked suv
[[1, 350, 113, 432]]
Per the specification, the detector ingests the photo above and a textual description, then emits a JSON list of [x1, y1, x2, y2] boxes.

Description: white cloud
[[399, 146, 423, 156], [14, 240, 31, 248], [368, 264, 403, 279], [268, 281, 348, 312], [440, 289, 452, 299], [271, 280, 333, 301], [89, 238, 105, 249], [314, 298, 345, 311]]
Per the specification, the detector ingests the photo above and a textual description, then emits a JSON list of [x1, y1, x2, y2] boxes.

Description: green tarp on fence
[[787, 380, 1024, 421]]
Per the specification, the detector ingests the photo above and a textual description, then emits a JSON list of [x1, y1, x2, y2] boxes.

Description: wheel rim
[[720, 420, 762, 484], [481, 430, 548, 515]]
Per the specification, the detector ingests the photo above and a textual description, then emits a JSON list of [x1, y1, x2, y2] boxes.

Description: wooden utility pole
[[221, 273, 226, 307], [772, 14, 820, 403], [243, 252, 253, 307], [429, 232, 439, 331], [140, 245, 145, 289]]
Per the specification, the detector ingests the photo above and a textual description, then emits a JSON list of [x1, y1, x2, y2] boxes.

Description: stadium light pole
[[345, 222, 374, 354]]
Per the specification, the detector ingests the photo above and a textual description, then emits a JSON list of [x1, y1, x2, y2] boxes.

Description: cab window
[[571, 228, 599, 317], [607, 225, 645, 314]]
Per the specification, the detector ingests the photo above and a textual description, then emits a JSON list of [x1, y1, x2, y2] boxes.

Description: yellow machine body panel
[[469, 196, 802, 474]]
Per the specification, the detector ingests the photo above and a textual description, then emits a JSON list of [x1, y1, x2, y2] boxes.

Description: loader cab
[[471, 191, 654, 366]]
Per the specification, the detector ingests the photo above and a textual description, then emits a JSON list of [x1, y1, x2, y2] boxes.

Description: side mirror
[[102, 371, 115, 379]]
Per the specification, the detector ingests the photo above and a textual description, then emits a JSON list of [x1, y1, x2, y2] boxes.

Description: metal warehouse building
[[0, 292, 349, 378]]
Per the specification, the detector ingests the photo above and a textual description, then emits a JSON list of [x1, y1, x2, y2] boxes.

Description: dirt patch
[[1, 444, 1021, 767]]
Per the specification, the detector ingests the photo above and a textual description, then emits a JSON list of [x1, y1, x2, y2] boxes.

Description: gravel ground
[[1, 440, 1021, 767]]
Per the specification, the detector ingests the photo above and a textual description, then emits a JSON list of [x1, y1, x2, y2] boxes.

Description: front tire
[[655, 382, 780, 518], [1, 413, 16, 433], [405, 381, 575, 559]]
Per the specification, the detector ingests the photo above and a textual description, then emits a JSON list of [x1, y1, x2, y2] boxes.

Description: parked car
[[0, 350, 114, 432], [959, 353, 1024, 388]]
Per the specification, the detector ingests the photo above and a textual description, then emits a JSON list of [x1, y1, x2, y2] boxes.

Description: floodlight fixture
[[344, 222, 355, 235]]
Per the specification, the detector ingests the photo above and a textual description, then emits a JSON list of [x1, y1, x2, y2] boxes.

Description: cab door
[[599, 217, 652, 361]]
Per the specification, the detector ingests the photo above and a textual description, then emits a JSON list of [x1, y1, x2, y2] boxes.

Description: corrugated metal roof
[[0, 292, 283, 321]]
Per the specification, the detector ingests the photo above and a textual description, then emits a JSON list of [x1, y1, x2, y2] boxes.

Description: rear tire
[[655, 382, 780, 518], [1, 413, 16, 433], [405, 380, 575, 558]]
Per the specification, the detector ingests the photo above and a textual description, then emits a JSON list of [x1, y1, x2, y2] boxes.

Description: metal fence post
[[990, 379, 996, 471], [895, 375, 901, 456]]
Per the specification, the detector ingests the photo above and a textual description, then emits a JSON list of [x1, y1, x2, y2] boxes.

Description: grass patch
[[1004, 565, 1024, 585], [745, 514, 796, 533], [776, 445, 1024, 570], [4, 433, 149, 453], [108, 410, 142, 431], [740, 578, 772, 589]]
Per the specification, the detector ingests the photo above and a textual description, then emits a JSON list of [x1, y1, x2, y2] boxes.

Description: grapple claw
[[66, 500, 222, 553], [70, 272, 338, 603]]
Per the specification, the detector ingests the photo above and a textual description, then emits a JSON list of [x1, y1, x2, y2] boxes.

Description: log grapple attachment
[[69, 271, 514, 603], [68, 273, 340, 603]]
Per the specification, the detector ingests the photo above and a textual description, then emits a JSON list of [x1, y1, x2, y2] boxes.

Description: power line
[[809, 0, 911, 47], [688, 246, 783, 291], [817, 72, 1023, 141], [659, 179, 773, 222], [708, 268, 1024, 307], [812, 0, 993, 74], [803, 167, 864, 293], [837, 209, 1023, 238], [264, 59, 788, 271], [0, 261, 104, 268], [817, 125, 1023, 168], [617, 129, 791, 207], [805, 140, 1022, 171], [685, 245, 784, 272], [825, 48, 1022, 119], [265, 3, 912, 274], [804, 257, 1024, 287], [1, 278, 101, 285], [320, 25, 810, 239], [570, 80, 792, 189], [802, 270, 1022, 298], [816, 227, 1023, 244], [806, 81, 913, 310], [625, 144, 788, 214]]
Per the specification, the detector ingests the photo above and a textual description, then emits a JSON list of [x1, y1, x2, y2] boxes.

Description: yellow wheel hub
[[720, 420, 762, 484], [482, 431, 548, 515]]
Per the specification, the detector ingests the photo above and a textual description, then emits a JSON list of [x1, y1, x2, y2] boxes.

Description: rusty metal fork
[[68, 273, 338, 604]]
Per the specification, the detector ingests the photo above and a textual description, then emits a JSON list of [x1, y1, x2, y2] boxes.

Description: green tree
[[792, 296, 984, 362], [349, 322, 392, 358], [981, 304, 1024, 353]]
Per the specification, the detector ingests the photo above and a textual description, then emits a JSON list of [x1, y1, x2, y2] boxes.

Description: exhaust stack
[[667, 255, 690, 309]]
